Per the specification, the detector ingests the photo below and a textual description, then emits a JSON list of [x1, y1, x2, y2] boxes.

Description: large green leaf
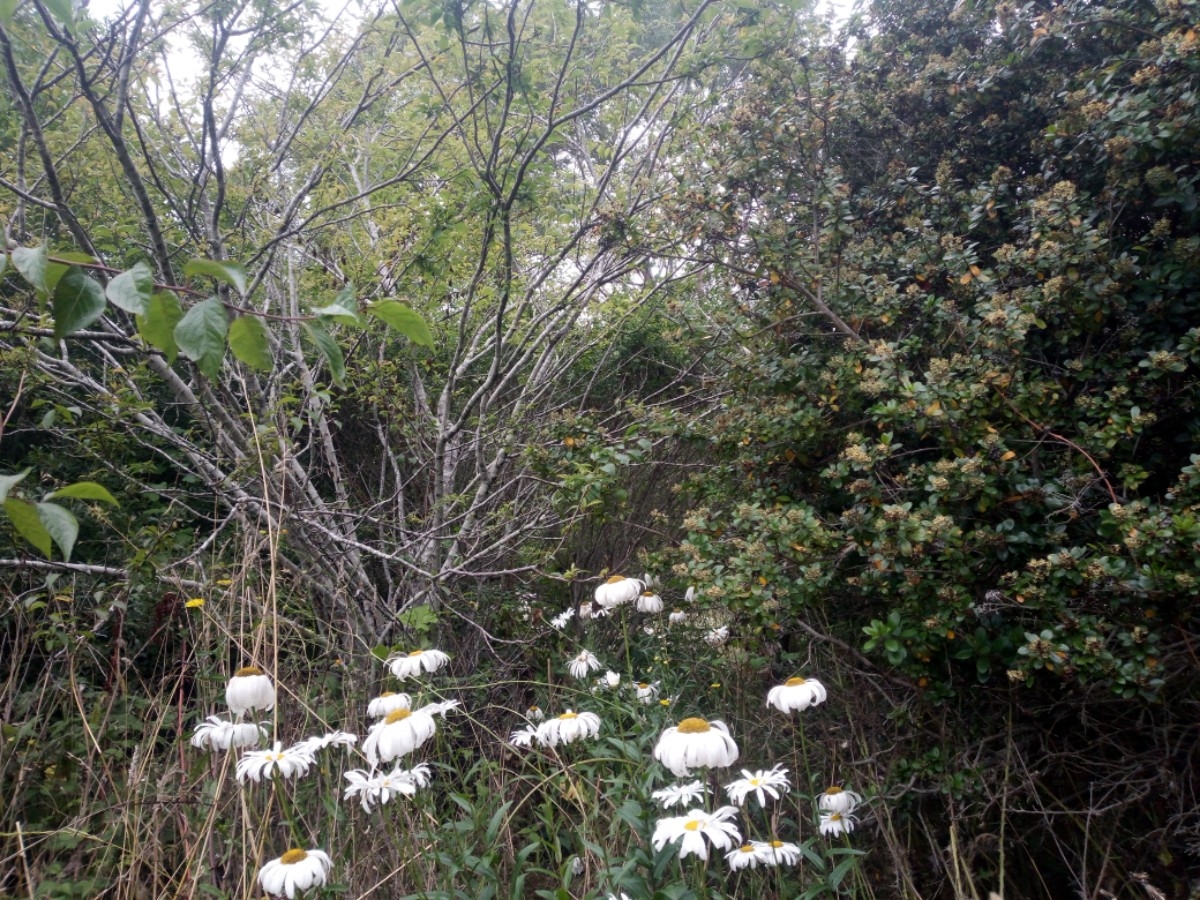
[[228, 315, 273, 372], [302, 322, 346, 387], [4, 497, 53, 558], [0, 469, 30, 504], [105, 261, 153, 315], [137, 291, 184, 362], [12, 244, 48, 293], [36, 501, 79, 561], [48, 482, 119, 505], [368, 300, 434, 347], [175, 297, 228, 380], [52, 267, 107, 340], [43, 0, 74, 32], [183, 258, 247, 296], [313, 283, 362, 326]]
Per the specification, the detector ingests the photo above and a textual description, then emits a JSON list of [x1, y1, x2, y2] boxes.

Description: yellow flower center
[[606, 575, 626, 584], [385, 709, 413, 724], [677, 717, 711, 734], [380, 691, 395, 698], [738, 844, 754, 853], [829, 813, 843, 822], [749, 778, 762, 786], [770, 840, 784, 849], [234, 666, 263, 677], [269, 752, 284, 761], [638, 682, 650, 689], [641, 590, 655, 597], [408, 650, 424, 657], [684, 819, 703, 831], [280, 848, 308, 864], [785, 677, 807, 687], [529, 705, 540, 712], [659, 699, 671, 706], [826, 786, 842, 795], [559, 711, 578, 720]]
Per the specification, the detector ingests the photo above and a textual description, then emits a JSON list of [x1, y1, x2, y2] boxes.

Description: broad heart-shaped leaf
[[4, 497, 53, 558], [52, 267, 107, 340], [0, 469, 30, 504], [175, 297, 228, 380], [312, 283, 362, 326], [228, 315, 273, 372], [43, 0, 75, 32], [12, 244, 48, 294], [137, 291, 183, 362], [368, 300, 434, 348], [105, 261, 153, 315], [47, 482, 119, 506], [183, 258, 247, 296], [302, 322, 346, 387], [36, 501, 79, 561]]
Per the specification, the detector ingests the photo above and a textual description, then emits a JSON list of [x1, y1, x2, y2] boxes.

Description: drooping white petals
[[362, 708, 437, 765], [817, 785, 863, 814], [225, 667, 276, 718], [236, 742, 316, 784], [651, 780, 706, 809], [653, 718, 739, 777], [567, 650, 601, 680], [385, 649, 450, 680], [766, 676, 828, 714], [535, 710, 602, 747], [258, 849, 332, 898], [190, 715, 265, 751], [367, 692, 411, 718], [651, 806, 741, 860]]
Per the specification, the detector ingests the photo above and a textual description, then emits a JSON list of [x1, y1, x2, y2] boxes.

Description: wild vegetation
[[1, 0, 1198, 897]]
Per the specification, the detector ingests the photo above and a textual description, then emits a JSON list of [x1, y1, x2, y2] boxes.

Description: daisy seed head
[[280, 849, 308, 864], [785, 676, 806, 686], [385, 709, 413, 724], [677, 717, 711, 734], [234, 665, 264, 677]]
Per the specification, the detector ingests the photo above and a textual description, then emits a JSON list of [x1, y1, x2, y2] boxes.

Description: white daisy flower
[[669, 608, 688, 624], [225, 666, 276, 717], [509, 724, 539, 748], [653, 718, 739, 777], [685, 586, 697, 603], [635, 681, 660, 704], [766, 676, 828, 714], [567, 650, 601, 680], [819, 810, 858, 837], [385, 648, 450, 680], [189, 715, 265, 751], [604, 670, 621, 688], [651, 806, 741, 860], [725, 764, 790, 807], [550, 608, 574, 629], [651, 780, 706, 809], [343, 764, 432, 812], [417, 699, 461, 717], [754, 839, 802, 865], [594, 575, 643, 609], [257, 848, 332, 898], [367, 691, 411, 718], [818, 785, 863, 814], [726, 842, 766, 871], [362, 707, 438, 765], [295, 730, 357, 755], [637, 590, 663, 613], [236, 742, 316, 784], [535, 710, 601, 747], [642, 573, 659, 590], [526, 705, 545, 721], [705, 626, 729, 646]]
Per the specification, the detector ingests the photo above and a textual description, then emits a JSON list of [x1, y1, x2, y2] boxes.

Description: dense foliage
[[2, 0, 1198, 897]]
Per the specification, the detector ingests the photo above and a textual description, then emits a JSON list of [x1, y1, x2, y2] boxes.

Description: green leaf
[[137, 292, 184, 362], [313, 284, 362, 326], [36, 501, 79, 561], [368, 300, 434, 347], [43, 0, 74, 32], [183, 258, 248, 296], [0, 0, 17, 27], [4, 497, 53, 558], [302, 322, 346, 387], [106, 262, 153, 315], [175, 297, 228, 380], [228, 315, 273, 372], [52, 267, 107, 340], [0, 469, 30, 504], [47, 482, 119, 506], [12, 244, 48, 293]]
